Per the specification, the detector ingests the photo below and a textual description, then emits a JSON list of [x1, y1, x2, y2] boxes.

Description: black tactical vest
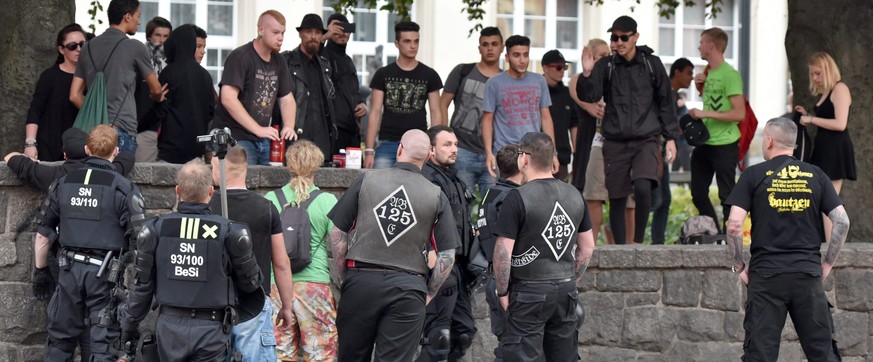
[[423, 162, 473, 256], [57, 167, 130, 251], [511, 180, 586, 281], [476, 181, 516, 262], [347, 168, 441, 275], [154, 213, 235, 309]]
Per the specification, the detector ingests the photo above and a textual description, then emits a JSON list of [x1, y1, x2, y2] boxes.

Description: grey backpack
[[274, 189, 324, 273], [678, 215, 723, 245]]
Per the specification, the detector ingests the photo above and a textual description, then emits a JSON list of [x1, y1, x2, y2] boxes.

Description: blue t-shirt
[[483, 71, 552, 154]]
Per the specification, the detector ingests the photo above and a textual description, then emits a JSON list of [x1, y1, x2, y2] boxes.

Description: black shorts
[[602, 137, 662, 199]]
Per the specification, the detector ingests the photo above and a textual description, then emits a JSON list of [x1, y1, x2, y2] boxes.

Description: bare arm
[[822, 205, 850, 279], [144, 72, 167, 103], [34, 233, 51, 269], [813, 83, 851, 132], [428, 90, 442, 127], [328, 226, 348, 282], [540, 107, 556, 144], [438, 91, 455, 126], [427, 249, 455, 300], [574, 230, 595, 281], [270, 233, 294, 306], [481, 112, 496, 176], [220, 85, 278, 140], [278, 92, 298, 140], [364, 89, 384, 168], [70, 76, 86, 109], [726, 206, 748, 272], [570, 126, 578, 154], [493, 236, 514, 295]]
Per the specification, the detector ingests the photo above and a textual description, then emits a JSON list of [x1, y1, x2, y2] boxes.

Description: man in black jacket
[[322, 13, 367, 153], [275, 13, 337, 160], [577, 15, 680, 244], [419, 125, 476, 361]]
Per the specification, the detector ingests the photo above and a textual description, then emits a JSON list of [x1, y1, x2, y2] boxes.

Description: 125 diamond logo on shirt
[[372, 185, 417, 247], [541, 202, 576, 261]]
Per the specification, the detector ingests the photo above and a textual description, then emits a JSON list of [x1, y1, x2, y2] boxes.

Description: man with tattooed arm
[[492, 132, 595, 361], [725, 117, 849, 361], [327, 129, 460, 362]]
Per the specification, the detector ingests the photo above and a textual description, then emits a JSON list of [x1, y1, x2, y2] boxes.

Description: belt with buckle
[[512, 277, 575, 285], [160, 305, 226, 321]]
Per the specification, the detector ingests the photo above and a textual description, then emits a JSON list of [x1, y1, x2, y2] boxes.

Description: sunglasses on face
[[610, 33, 635, 43], [547, 64, 566, 71], [516, 150, 532, 156], [63, 41, 85, 51]]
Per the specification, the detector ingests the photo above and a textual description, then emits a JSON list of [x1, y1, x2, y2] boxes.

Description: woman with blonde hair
[[795, 51, 855, 241], [265, 140, 338, 361]]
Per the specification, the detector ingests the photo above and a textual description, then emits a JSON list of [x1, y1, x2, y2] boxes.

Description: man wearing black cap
[[542, 49, 579, 182], [274, 13, 337, 160], [577, 15, 680, 245], [323, 13, 368, 154]]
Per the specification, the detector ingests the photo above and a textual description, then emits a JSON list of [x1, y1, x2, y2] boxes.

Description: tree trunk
[[0, 0, 75, 156], [786, 0, 873, 242]]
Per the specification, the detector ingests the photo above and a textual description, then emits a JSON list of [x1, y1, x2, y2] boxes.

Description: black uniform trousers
[[337, 268, 427, 362], [156, 314, 229, 362], [417, 264, 478, 361], [484, 276, 506, 361], [743, 271, 840, 362], [690, 141, 738, 231], [499, 280, 578, 362], [45, 261, 118, 362]]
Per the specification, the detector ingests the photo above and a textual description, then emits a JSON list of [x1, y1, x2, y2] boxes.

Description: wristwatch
[[496, 289, 508, 297], [732, 263, 746, 274], [25, 139, 37, 148]]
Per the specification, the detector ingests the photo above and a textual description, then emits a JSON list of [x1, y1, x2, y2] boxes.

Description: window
[[135, 0, 237, 86], [658, 0, 740, 106], [496, 0, 582, 75], [322, 0, 406, 84]]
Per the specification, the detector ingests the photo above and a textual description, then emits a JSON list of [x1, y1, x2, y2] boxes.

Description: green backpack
[[73, 38, 127, 133]]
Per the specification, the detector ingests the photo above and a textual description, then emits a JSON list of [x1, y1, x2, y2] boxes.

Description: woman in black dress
[[795, 51, 855, 240], [23, 24, 87, 161]]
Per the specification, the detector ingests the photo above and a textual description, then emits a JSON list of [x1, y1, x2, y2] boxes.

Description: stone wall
[[2, 162, 872, 361]]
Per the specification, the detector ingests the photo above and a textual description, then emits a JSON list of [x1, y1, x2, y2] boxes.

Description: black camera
[[197, 127, 237, 159]]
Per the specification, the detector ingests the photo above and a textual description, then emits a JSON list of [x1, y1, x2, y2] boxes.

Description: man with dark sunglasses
[[576, 15, 680, 245], [542, 50, 579, 182]]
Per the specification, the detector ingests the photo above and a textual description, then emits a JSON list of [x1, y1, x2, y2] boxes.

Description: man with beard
[[274, 14, 337, 160], [213, 10, 298, 165], [419, 125, 476, 361], [70, 0, 167, 155], [322, 13, 368, 153]]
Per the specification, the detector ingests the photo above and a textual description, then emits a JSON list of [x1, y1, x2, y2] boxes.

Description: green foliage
[[88, 0, 104, 34]]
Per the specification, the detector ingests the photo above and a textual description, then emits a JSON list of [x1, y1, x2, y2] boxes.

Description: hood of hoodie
[[165, 24, 197, 64]]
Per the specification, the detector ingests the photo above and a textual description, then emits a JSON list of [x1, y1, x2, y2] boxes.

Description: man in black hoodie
[[322, 13, 368, 153], [577, 15, 680, 245], [155, 24, 216, 164]]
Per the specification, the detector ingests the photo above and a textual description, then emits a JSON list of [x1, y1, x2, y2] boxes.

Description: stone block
[[776, 342, 804, 362], [148, 164, 180, 186], [625, 292, 660, 307], [578, 292, 624, 346], [0, 239, 16, 266], [682, 245, 730, 268], [0, 283, 47, 344], [635, 246, 683, 268], [21, 345, 44, 362], [254, 166, 288, 188], [140, 186, 176, 210], [0, 344, 19, 361], [620, 306, 678, 352], [0, 232, 33, 282], [834, 311, 868, 356], [126, 163, 153, 184], [578, 346, 642, 361], [596, 246, 636, 269], [663, 270, 703, 307], [0, 189, 7, 234], [4, 189, 43, 234], [314, 168, 365, 189], [677, 309, 725, 342], [577, 270, 596, 291], [596, 270, 661, 292], [724, 311, 744, 342], [833, 244, 873, 268], [702, 270, 742, 311], [663, 341, 743, 362], [835, 270, 873, 311], [0, 165, 23, 186], [781, 317, 798, 341]]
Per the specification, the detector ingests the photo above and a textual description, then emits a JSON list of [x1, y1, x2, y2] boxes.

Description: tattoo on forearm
[[726, 218, 745, 269], [575, 247, 590, 281], [824, 207, 850, 266], [494, 241, 512, 294], [427, 250, 455, 296], [329, 228, 348, 280]]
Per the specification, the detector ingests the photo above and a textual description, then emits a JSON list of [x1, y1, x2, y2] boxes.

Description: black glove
[[119, 329, 140, 351], [32, 267, 55, 301]]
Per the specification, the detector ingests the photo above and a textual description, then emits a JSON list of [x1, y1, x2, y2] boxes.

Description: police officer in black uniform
[[725, 117, 849, 361], [417, 125, 477, 362], [493, 132, 596, 362], [328, 129, 460, 362], [119, 160, 263, 361], [34, 125, 144, 362], [475, 144, 524, 361]]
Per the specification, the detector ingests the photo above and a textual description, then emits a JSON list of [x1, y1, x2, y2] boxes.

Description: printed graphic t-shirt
[[444, 64, 491, 152], [213, 42, 293, 142], [370, 62, 443, 142], [702, 61, 743, 145], [483, 71, 552, 154]]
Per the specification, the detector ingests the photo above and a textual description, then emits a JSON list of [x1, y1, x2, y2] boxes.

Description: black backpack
[[679, 114, 710, 147], [274, 189, 324, 273]]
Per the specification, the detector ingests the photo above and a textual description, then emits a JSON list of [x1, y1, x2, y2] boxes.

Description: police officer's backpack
[[274, 189, 325, 273]]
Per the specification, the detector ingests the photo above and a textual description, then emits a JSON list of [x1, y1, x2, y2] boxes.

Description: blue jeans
[[115, 127, 138, 155], [374, 140, 399, 169], [231, 299, 278, 362], [236, 139, 270, 166], [455, 147, 495, 197]]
